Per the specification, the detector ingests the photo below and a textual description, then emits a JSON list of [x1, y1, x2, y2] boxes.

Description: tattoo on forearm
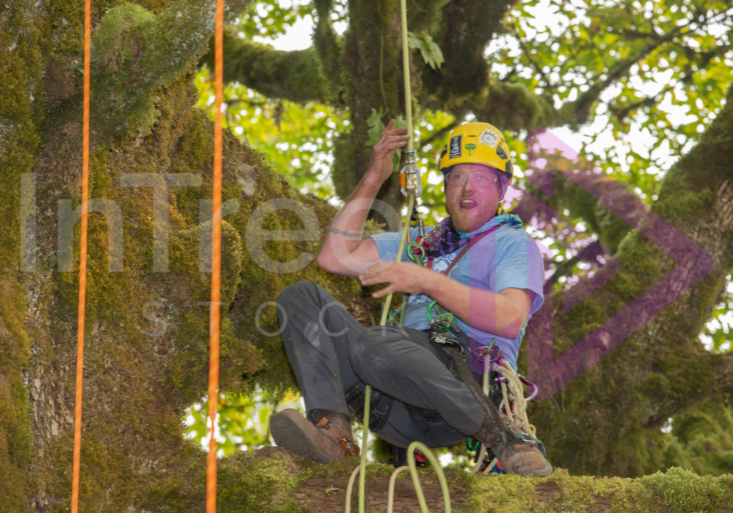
[[330, 227, 363, 237]]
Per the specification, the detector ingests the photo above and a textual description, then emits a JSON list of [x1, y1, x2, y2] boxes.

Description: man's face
[[444, 164, 503, 232]]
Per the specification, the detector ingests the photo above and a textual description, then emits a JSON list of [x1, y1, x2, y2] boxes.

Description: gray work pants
[[276, 281, 486, 449]]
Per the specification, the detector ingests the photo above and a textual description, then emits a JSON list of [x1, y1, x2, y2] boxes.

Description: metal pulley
[[399, 149, 422, 198]]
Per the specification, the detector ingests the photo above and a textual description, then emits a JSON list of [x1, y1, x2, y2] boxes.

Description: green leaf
[[367, 107, 386, 147], [408, 32, 444, 70]]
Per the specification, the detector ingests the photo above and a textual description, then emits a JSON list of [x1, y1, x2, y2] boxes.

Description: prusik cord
[[207, 0, 225, 511], [70, 0, 91, 508]]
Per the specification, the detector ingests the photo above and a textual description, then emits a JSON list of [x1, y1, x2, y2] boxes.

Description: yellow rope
[[355, 0, 448, 506], [496, 364, 533, 434], [470, 353, 538, 475], [500, 379, 514, 423], [345, 462, 373, 513], [407, 442, 452, 513], [387, 466, 409, 513]]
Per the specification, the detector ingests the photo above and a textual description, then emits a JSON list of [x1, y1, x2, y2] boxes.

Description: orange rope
[[70, 0, 91, 508], [207, 0, 225, 510]]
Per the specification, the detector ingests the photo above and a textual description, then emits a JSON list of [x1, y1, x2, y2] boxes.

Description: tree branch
[[511, 23, 557, 95], [472, 3, 727, 133], [527, 82, 733, 475], [202, 35, 331, 104], [422, 0, 515, 102], [609, 47, 719, 123]]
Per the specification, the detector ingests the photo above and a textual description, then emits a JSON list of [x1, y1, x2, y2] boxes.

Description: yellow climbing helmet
[[438, 122, 514, 184]]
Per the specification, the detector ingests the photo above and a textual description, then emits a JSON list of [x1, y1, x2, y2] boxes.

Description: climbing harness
[[70, 0, 92, 510]]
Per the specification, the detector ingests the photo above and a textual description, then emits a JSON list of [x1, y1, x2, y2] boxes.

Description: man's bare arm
[[358, 261, 534, 339], [317, 120, 410, 277]]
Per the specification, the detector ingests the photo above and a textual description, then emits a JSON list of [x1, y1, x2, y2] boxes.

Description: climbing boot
[[473, 416, 553, 477], [270, 408, 360, 463]]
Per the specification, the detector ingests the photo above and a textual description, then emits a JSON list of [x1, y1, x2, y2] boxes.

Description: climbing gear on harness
[[271, 408, 360, 463], [400, 149, 422, 198], [438, 122, 515, 184], [450, 344, 551, 476]]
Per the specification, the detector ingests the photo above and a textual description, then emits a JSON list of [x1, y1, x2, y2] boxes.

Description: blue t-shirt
[[370, 214, 545, 370]]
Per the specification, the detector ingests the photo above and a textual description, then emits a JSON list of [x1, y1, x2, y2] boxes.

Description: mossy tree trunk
[[2, 0, 733, 511], [4, 0, 367, 510]]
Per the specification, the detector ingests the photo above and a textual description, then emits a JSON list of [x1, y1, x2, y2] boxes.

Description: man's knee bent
[[349, 326, 404, 374], [277, 281, 320, 308]]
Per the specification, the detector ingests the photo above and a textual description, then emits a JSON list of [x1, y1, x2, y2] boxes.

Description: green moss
[[219, 450, 303, 512], [85, 0, 253, 141], [671, 396, 733, 477], [0, 0, 46, 508], [212, 453, 733, 512]]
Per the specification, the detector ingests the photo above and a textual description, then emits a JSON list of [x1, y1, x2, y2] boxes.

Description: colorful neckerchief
[[413, 209, 523, 259]]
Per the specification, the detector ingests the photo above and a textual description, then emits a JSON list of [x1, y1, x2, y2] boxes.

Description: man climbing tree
[[271, 120, 553, 477], [6, 0, 733, 508]]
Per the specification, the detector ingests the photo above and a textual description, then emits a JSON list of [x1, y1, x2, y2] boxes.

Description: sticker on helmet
[[479, 129, 498, 148], [449, 135, 462, 159], [465, 143, 476, 156]]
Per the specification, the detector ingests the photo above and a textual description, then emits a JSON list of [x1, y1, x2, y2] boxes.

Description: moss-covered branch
[[90, 0, 251, 141], [206, 447, 733, 512], [517, 157, 647, 254], [526, 82, 733, 477], [422, 0, 515, 102], [201, 35, 331, 104]]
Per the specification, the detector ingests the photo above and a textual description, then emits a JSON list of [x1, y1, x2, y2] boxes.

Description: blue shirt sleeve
[[494, 231, 546, 315], [370, 227, 424, 263]]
